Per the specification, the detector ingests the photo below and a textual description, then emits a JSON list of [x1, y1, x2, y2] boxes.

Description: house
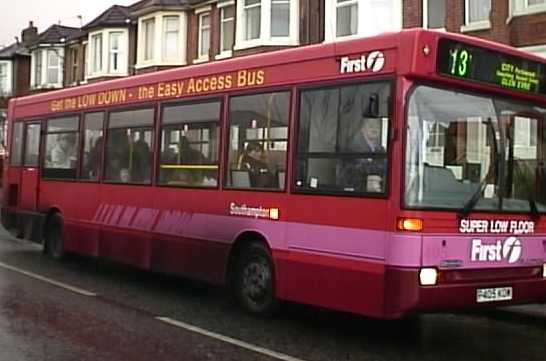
[[28, 24, 86, 91], [8, 1, 546, 95], [0, 21, 38, 155]]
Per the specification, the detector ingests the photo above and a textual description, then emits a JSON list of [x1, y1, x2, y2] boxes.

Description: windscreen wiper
[[458, 178, 488, 219], [529, 198, 541, 221], [458, 117, 502, 218]]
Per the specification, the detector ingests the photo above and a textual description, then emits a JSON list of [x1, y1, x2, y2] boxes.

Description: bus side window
[[43, 115, 80, 179], [23, 123, 41, 167], [295, 81, 391, 195], [158, 100, 221, 187], [226, 91, 290, 190], [10, 122, 24, 166], [81, 112, 104, 181], [105, 108, 154, 184]]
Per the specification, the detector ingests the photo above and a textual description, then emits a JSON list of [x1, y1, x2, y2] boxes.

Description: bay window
[[271, 0, 290, 36], [47, 50, 60, 84], [462, 0, 491, 31], [92, 33, 103, 73], [324, 0, 401, 41], [198, 12, 211, 59], [163, 16, 180, 60], [87, 29, 128, 79], [137, 13, 187, 68], [244, 0, 261, 40], [423, 0, 445, 29], [336, 0, 358, 37], [511, 0, 546, 16], [31, 47, 64, 89], [235, 0, 298, 49], [109, 32, 123, 73], [218, 3, 235, 57], [143, 18, 155, 61], [0, 61, 11, 96]]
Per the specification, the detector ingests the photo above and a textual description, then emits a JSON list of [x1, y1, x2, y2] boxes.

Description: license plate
[[476, 287, 513, 303]]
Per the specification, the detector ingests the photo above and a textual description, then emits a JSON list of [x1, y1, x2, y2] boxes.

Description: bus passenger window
[[105, 108, 154, 184], [43, 115, 79, 179], [226, 91, 290, 190], [159, 100, 221, 187], [23, 123, 41, 167], [81, 112, 104, 181], [10, 122, 24, 166], [295, 81, 391, 195]]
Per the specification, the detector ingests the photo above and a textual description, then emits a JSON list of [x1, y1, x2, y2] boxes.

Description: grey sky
[[0, 0, 136, 48]]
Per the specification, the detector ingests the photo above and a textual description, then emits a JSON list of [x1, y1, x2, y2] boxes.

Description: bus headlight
[[419, 268, 438, 286], [543, 264, 546, 278]]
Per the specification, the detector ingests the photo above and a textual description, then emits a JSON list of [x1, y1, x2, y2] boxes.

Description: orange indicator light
[[269, 208, 279, 220], [397, 218, 423, 232]]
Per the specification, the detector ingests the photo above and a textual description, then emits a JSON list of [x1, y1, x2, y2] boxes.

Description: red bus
[[2, 29, 545, 319]]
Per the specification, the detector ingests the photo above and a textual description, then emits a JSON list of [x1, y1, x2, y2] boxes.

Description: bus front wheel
[[44, 213, 65, 260], [234, 242, 277, 315]]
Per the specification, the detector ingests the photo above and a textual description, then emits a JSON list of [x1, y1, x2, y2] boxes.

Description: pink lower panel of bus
[[63, 219, 230, 285]]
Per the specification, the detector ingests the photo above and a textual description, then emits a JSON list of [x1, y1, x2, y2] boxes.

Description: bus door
[[19, 122, 42, 211]]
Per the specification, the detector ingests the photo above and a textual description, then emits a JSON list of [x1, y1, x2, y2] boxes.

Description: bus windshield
[[405, 85, 546, 214]]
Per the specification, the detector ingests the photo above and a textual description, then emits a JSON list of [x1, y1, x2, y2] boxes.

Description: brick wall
[[510, 11, 546, 47], [14, 55, 30, 97], [403, 0, 421, 28], [404, 0, 546, 48]]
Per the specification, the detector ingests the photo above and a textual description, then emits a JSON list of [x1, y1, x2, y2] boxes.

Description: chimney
[[22, 21, 38, 46]]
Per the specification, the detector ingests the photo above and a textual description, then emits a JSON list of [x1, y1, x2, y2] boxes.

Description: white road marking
[[0, 261, 97, 297], [156, 317, 307, 361]]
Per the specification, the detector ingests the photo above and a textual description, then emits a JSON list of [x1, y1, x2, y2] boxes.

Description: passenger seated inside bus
[[84, 136, 102, 179], [130, 136, 151, 182], [105, 131, 130, 182], [48, 133, 77, 169], [339, 117, 387, 192], [238, 141, 276, 188]]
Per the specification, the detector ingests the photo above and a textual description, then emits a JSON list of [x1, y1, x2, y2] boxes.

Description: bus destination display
[[437, 38, 546, 96]]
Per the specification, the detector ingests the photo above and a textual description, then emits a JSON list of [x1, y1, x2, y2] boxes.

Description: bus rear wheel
[[44, 213, 65, 260], [234, 242, 277, 315]]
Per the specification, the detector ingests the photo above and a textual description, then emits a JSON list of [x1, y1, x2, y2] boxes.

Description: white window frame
[[142, 17, 156, 61], [422, 0, 446, 30], [82, 40, 89, 84], [86, 28, 129, 80], [235, 0, 299, 50], [108, 31, 124, 74], [511, 0, 546, 17], [91, 33, 103, 73], [324, 0, 402, 42], [197, 9, 212, 62], [69, 45, 80, 85], [0, 60, 12, 96], [162, 15, 181, 61], [217, 1, 236, 59], [461, 0, 491, 32], [46, 49, 61, 86], [30, 47, 64, 89], [136, 11, 187, 69]]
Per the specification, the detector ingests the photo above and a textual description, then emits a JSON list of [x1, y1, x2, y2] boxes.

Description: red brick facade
[[6, 0, 546, 95], [403, 0, 546, 49]]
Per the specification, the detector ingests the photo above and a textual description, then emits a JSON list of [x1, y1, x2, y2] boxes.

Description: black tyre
[[44, 213, 65, 260], [233, 242, 278, 315]]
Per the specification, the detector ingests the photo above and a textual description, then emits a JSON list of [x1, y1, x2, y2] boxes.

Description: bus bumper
[[384, 266, 546, 319]]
